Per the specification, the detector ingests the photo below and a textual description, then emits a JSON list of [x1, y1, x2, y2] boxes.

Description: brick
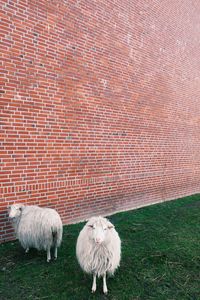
[[1, 0, 200, 242]]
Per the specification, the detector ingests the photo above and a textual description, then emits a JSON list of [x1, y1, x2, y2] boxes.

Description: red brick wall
[[1, 0, 200, 242]]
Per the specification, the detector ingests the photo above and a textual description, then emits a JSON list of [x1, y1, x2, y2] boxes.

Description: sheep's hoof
[[91, 288, 96, 293], [47, 259, 51, 263], [103, 289, 108, 295]]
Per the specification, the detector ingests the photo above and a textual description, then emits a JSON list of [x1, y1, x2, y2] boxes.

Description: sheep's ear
[[108, 225, 115, 229], [106, 218, 114, 229], [108, 224, 114, 229]]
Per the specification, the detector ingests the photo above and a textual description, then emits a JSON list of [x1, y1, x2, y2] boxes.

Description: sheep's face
[[87, 217, 114, 245], [8, 204, 24, 220]]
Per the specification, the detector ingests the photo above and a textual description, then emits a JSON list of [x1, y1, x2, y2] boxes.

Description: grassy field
[[0, 194, 200, 300]]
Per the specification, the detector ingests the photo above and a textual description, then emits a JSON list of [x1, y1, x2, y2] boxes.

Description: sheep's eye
[[88, 225, 94, 229], [104, 228, 107, 231]]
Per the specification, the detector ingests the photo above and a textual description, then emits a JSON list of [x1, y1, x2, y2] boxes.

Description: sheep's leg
[[47, 247, 51, 262], [103, 273, 108, 294], [54, 247, 57, 260], [25, 248, 29, 253], [91, 274, 97, 293]]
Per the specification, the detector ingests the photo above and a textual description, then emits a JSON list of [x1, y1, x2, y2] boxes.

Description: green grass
[[0, 194, 200, 300]]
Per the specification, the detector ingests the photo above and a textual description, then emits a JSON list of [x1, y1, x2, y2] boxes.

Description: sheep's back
[[17, 206, 62, 250]]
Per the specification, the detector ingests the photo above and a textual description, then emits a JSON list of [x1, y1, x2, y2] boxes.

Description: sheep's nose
[[95, 238, 102, 244]]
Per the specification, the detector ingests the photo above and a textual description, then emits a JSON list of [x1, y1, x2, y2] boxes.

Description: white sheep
[[76, 216, 121, 294], [8, 203, 63, 262]]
